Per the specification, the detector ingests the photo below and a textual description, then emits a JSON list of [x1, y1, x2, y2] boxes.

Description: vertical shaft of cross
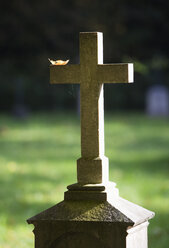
[[80, 82, 105, 159], [77, 32, 109, 185], [80, 32, 105, 159]]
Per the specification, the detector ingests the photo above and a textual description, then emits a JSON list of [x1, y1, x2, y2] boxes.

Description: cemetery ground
[[0, 112, 168, 248]]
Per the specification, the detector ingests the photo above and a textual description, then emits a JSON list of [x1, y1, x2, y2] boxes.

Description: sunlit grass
[[0, 112, 168, 248]]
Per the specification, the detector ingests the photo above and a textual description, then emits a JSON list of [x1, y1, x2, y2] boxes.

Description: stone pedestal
[[27, 182, 154, 248], [28, 32, 154, 247]]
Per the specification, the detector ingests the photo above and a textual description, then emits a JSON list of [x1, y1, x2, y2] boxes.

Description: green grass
[[0, 112, 168, 248]]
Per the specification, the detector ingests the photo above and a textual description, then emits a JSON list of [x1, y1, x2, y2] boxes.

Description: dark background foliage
[[1, 0, 169, 112]]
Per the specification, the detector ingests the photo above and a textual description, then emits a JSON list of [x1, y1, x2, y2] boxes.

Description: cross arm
[[50, 64, 80, 84], [97, 63, 134, 83]]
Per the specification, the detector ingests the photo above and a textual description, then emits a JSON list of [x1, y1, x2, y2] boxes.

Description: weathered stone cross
[[28, 33, 154, 248], [50, 32, 133, 185]]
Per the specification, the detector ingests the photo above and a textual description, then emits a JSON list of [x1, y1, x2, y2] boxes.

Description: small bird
[[48, 58, 69, 65]]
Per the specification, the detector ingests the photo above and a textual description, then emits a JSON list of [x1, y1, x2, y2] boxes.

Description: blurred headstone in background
[[12, 77, 29, 119], [146, 85, 169, 117]]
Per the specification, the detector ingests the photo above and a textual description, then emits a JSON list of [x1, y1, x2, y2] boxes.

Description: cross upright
[[50, 32, 133, 185]]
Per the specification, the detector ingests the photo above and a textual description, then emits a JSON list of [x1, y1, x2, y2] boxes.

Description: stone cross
[[50, 32, 133, 185], [28, 32, 154, 248]]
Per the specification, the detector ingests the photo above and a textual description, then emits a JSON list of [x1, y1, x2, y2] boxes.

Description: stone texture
[[77, 157, 109, 184], [28, 32, 154, 248], [50, 32, 133, 184], [28, 196, 154, 224], [30, 221, 127, 248], [28, 192, 154, 248], [28, 177, 154, 248], [65, 181, 119, 201], [127, 222, 149, 248]]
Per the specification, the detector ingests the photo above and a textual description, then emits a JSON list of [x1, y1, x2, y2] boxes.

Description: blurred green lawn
[[0, 112, 168, 248]]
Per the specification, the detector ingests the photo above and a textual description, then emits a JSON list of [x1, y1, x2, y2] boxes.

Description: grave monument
[[28, 32, 154, 248]]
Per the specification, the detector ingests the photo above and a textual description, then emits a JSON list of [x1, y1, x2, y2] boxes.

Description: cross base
[[65, 182, 119, 201], [77, 156, 109, 184]]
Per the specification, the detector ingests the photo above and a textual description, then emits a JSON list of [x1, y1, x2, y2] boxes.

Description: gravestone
[[27, 32, 154, 248], [146, 85, 169, 116]]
